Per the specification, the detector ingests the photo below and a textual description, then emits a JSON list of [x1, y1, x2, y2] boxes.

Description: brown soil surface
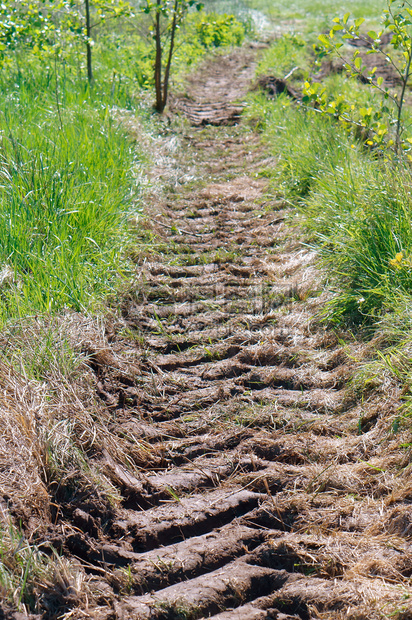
[[170, 48, 261, 124], [4, 46, 412, 620]]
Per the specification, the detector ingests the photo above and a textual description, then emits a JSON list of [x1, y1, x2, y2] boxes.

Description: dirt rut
[[46, 49, 412, 619]]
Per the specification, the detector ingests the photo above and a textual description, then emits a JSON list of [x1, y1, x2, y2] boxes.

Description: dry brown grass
[[0, 312, 153, 614]]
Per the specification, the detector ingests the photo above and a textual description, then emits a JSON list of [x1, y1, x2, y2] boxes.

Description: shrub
[[196, 13, 245, 48]]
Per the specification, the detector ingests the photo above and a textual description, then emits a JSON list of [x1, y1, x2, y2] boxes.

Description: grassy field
[[0, 82, 135, 319], [246, 0, 387, 24]]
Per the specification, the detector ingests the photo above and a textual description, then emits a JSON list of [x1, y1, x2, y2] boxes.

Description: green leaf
[[377, 76, 384, 87], [368, 30, 378, 40], [354, 56, 362, 70], [343, 12, 350, 24], [318, 33, 330, 46], [354, 17, 365, 28]]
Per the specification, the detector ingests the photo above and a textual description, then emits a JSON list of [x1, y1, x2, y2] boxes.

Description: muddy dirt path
[[55, 49, 412, 620]]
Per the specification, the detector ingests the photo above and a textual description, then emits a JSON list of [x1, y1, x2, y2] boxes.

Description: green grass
[[303, 160, 412, 324], [245, 0, 387, 30], [246, 25, 412, 327], [0, 8, 248, 324], [246, 89, 353, 197], [0, 89, 135, 319], [0, 521, 51, 608], [0, 31, 144, 322]]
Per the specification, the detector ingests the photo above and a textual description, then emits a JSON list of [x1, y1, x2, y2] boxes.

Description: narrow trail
[[58, 48, 412, 620]]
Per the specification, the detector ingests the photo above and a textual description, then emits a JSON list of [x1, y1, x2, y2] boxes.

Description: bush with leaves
[[303, 0, 412, 155], [196, 12, 245, 48], [52, 0, 132, 84], [0, 1, 132, 84], [0, 1, 54, 58]]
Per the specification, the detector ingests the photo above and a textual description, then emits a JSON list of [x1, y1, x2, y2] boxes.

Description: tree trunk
[[154, 0, 163, 112], [85, 0, 93, 84], [162, 0, 179, 111]]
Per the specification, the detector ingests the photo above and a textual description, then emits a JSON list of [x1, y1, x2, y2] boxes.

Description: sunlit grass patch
[[246, 90, 351, 198], [0, 98, 137, 320], [245, 0, 386, 31], [306, 163, 412, 323], [248, 30, 412, 327]]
